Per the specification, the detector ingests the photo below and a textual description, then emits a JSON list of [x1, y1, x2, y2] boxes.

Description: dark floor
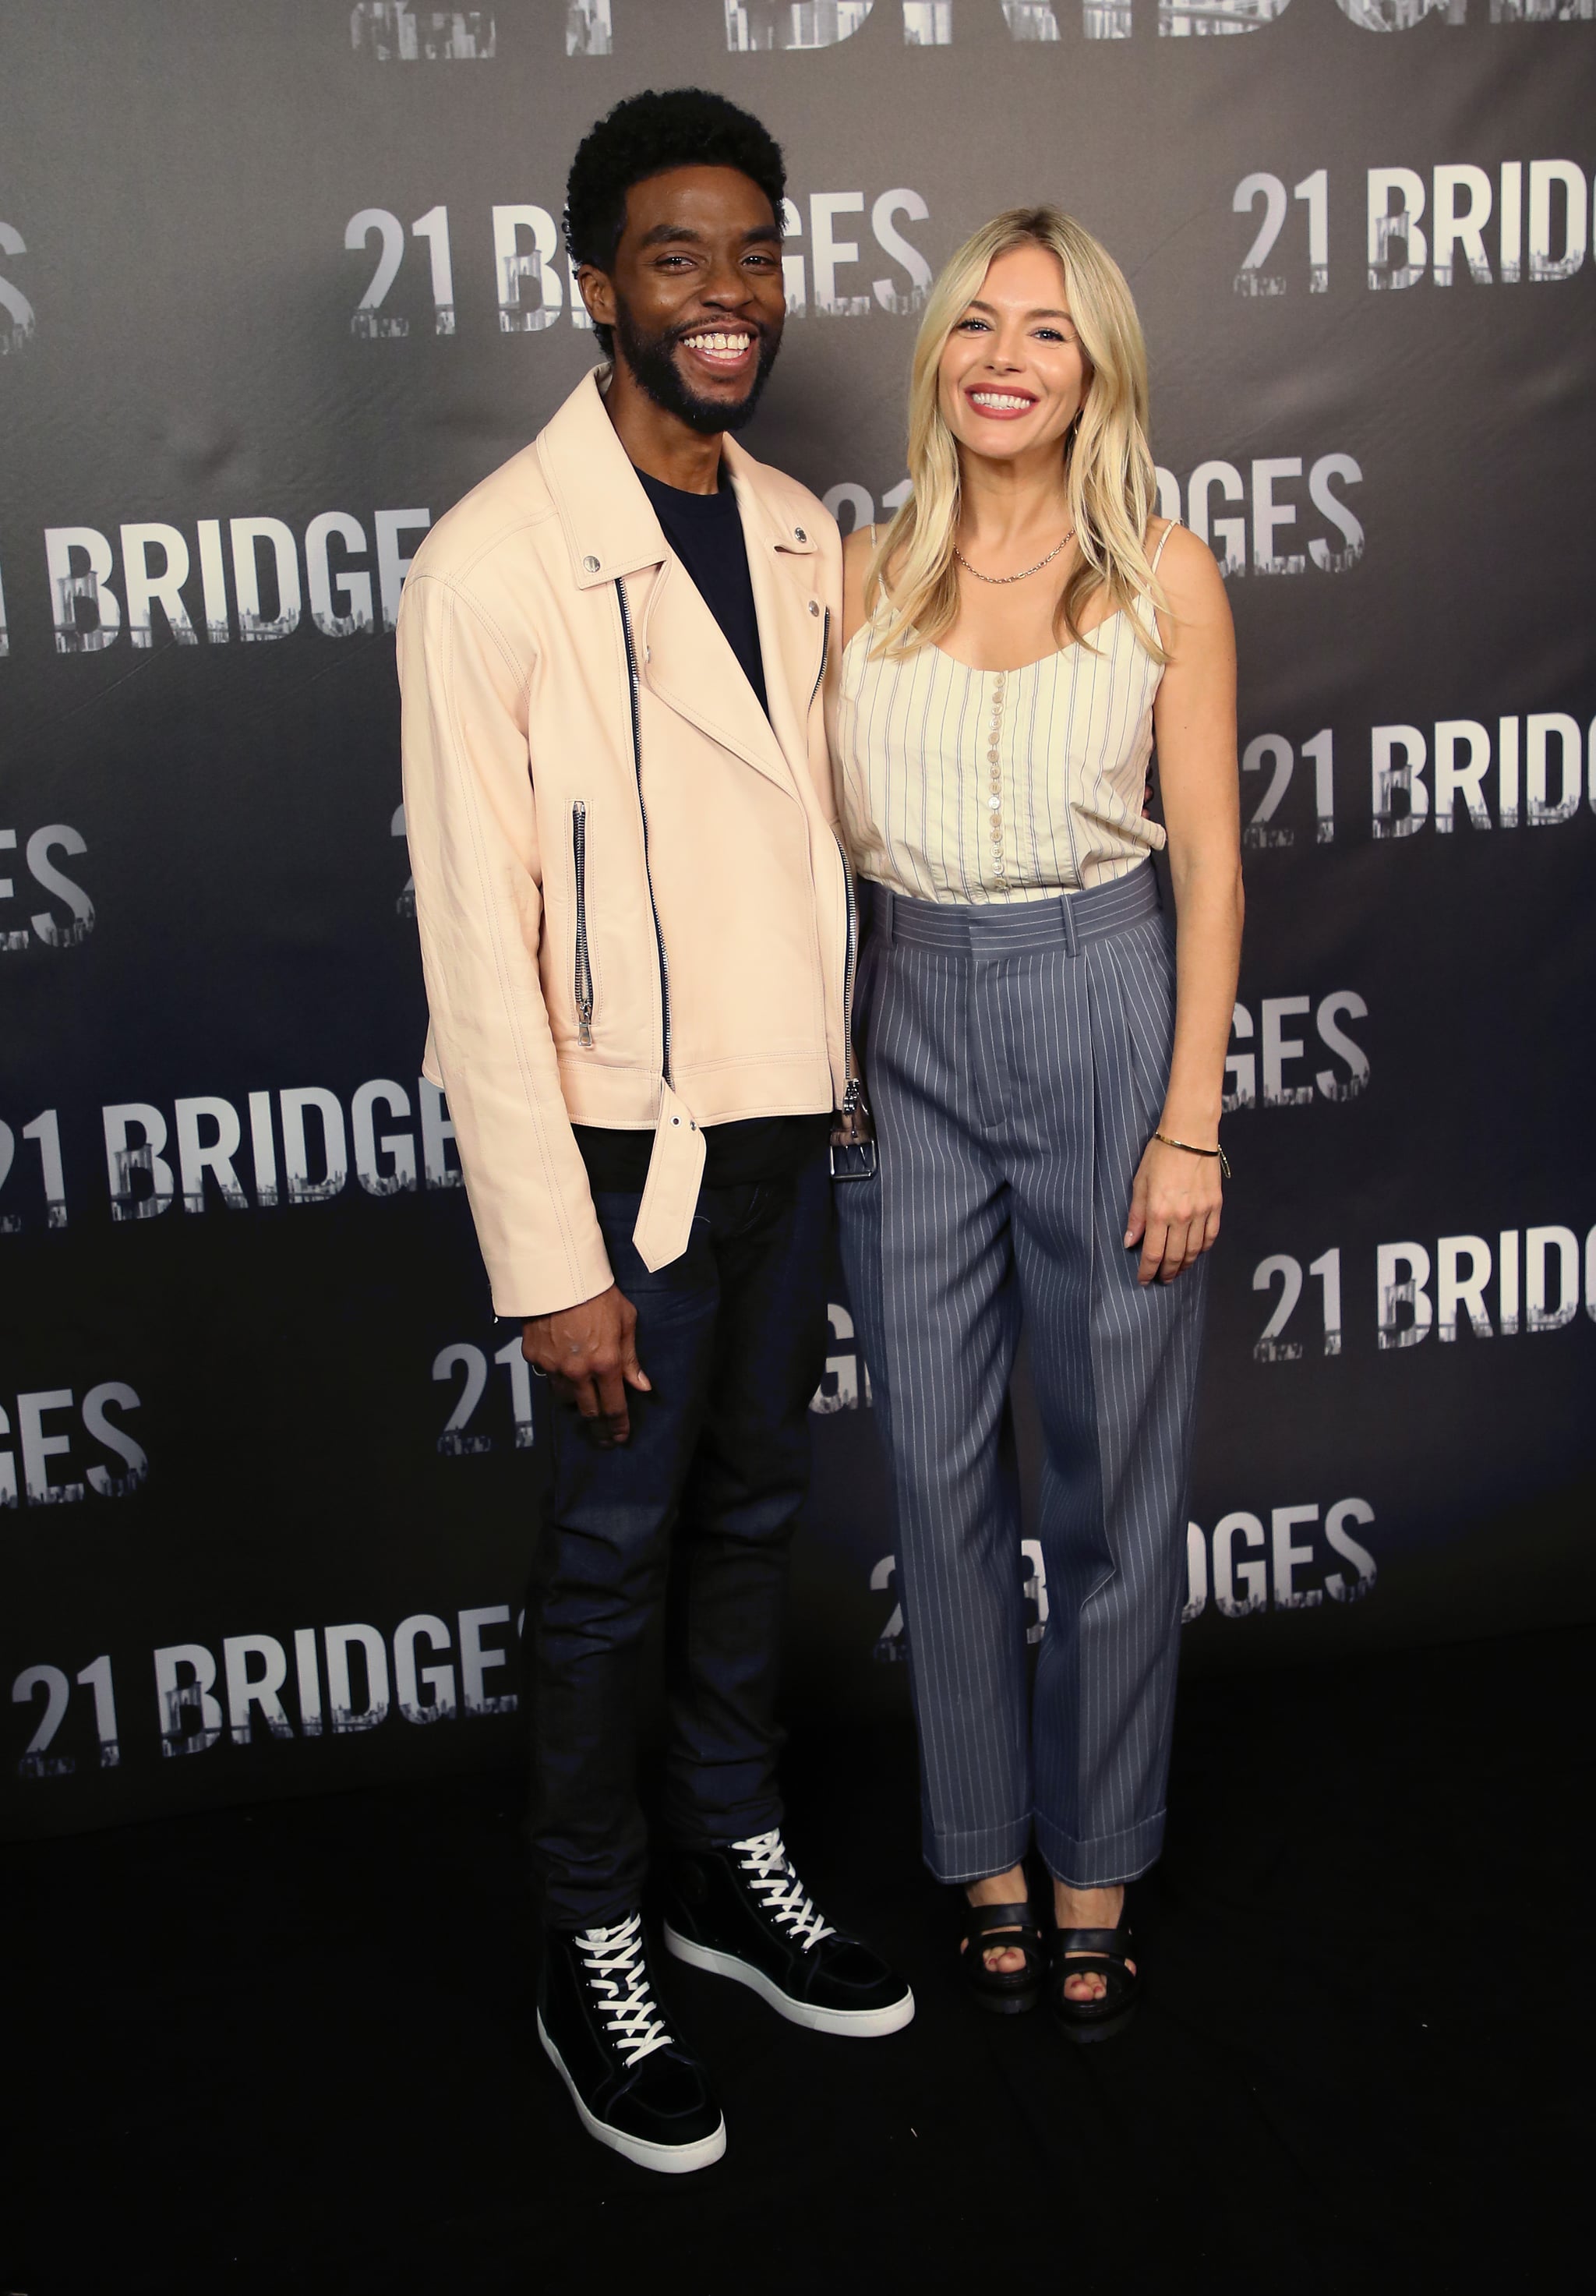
[[4, 1623, 1589, 2296]]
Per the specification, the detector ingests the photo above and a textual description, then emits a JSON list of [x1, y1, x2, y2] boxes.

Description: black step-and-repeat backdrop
[[4, 1, 1594, 1838]]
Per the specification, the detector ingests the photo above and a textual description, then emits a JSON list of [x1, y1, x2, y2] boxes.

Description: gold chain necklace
[[954, 525, 1075, 585]]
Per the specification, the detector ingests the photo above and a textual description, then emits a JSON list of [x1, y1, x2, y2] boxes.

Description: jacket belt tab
[[630, 1079, 707, 1272]]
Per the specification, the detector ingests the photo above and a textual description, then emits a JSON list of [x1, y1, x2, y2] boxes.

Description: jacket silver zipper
[[810, 604, 856, 1051], [835, 825, 857, 1035], [571, 799, 595, 1048], [614, 578, 673, 1087], [809, 603, 831, 714]]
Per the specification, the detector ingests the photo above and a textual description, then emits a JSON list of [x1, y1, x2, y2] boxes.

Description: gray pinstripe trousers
[[838, 864, 1208, 1890]]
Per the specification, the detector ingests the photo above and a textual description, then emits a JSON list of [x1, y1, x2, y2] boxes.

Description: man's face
[[581, 164, 786, 435]]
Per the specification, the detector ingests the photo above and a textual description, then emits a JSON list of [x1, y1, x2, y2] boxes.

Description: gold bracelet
[[1154, 1130, 1232, 1181]]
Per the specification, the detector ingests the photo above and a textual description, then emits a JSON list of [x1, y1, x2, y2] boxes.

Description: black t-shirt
[[570, 461, 828, 1196], [635, 465, 769, 718]]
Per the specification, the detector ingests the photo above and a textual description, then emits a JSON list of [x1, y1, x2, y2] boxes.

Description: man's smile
[[676, 325, 760, 375]]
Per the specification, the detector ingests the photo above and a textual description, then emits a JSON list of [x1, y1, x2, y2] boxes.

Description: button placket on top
[[986, 668, 1008, 888]]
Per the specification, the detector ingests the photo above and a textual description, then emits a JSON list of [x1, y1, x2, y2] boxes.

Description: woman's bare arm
[[1125, 523, 1245, 1285]]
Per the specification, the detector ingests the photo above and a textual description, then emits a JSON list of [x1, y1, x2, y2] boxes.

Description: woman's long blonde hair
[[866, 207, 1166, 662]]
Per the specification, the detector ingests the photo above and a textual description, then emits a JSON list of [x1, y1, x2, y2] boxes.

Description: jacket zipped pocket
[[572, 799, 595, 1049]]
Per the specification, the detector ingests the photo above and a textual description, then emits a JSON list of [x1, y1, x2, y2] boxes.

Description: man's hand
[[522, 1284, 650, 1446]]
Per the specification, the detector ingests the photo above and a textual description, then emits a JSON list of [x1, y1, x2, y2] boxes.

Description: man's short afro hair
[[563, 86, 786, 277]]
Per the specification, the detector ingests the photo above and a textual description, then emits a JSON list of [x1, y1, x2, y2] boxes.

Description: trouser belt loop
[[1059, 893, 1079, 959], [879, 885, 896, 947]]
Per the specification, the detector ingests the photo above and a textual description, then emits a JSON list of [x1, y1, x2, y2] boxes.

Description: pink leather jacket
[[397, 370, 850, 1316]]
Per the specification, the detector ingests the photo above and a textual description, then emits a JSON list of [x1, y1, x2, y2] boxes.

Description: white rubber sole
[[536, 2015, 727, 2174], [663, 1924, 916, 2037]]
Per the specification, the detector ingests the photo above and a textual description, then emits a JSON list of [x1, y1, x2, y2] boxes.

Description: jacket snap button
[[581, 554, 600, 574], [807, 599, 820, 616], [794, 527, 807, 542]]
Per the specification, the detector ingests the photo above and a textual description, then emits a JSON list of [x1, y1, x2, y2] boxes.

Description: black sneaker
[[662, 1828, 915, 2038], [537, 1912, 726, 2174]]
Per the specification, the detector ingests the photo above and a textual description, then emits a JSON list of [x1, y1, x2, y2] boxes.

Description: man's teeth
[[970, 391, 1034, 411], [682, 331, 753, 359]]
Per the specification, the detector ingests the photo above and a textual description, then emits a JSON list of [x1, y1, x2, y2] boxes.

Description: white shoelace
[[574, 1912, 672, 2067], [729, 1829, 836, 1955]]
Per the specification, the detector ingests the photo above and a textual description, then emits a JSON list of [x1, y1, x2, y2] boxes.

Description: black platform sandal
[[1049, 1924, 1143, 2044], [959, 1900, 1045, 2016]]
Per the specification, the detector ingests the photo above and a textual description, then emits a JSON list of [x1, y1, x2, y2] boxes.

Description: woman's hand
[[1124, 1134, 1223, 1286]]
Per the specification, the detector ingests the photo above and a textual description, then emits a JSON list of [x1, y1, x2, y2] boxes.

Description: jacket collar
[[538, 366, 818, 590], [721, 432, 819, 565], [538, 367, 659, 588], [538, 369, 824, 798]]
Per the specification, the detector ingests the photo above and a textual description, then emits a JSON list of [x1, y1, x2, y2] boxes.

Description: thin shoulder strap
[[1149, 517, 1181, 572]]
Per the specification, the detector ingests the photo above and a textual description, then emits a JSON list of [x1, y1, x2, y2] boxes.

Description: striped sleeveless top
[[837, 525, 1175, 904]]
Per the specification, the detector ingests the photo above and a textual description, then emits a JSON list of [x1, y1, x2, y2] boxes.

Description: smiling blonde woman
[[835, 207, 1243, 2042]]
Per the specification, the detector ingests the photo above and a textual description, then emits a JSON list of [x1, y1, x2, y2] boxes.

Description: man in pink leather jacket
[[398, 89, 912, 2174]]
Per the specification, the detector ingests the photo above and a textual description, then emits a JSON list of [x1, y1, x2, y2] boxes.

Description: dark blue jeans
[[524, 1156, 831, 1930]]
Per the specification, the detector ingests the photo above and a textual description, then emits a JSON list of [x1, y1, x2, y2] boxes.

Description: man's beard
[[612, 295, 782, 436]]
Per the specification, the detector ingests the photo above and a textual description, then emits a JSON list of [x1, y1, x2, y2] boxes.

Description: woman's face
[[937, 242, 1089, 465]]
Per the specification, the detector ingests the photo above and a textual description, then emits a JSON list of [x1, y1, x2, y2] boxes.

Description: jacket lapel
[[638, 556, 796, 800], [729, 446, 825, 800]]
